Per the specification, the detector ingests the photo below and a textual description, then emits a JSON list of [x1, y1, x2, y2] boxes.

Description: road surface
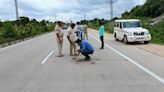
[[0, 29, 164, 92]]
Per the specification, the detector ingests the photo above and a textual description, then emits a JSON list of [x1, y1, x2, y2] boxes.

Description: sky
[[0, 0, 146, 22]]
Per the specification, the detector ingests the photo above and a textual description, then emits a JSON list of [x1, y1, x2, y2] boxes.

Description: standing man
[[73, 39, 94, 61], [83, 24, 88, 40], [99, 22, 105, 49], [67, 23, 77, 56], [75, 22, 84, 40], [55, 21, 64, 57]]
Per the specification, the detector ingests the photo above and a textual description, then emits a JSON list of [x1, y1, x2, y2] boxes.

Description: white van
[[114, 19, 151, 44]]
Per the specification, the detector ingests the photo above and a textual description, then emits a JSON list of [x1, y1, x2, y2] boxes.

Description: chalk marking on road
[[89, 33, 164, 84], [41, 50, 54, 64]]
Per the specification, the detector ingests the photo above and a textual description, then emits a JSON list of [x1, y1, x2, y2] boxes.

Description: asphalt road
[[0, 29, 164, 92]]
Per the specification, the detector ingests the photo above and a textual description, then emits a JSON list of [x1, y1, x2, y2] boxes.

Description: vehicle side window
[[119, 22, 122, 29], [117, 23, 119, 27]]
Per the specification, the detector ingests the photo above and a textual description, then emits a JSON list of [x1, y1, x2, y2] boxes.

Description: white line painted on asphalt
[[89, 33, 164, 84], [0, 41, 26, 51], [41, 50, 54, 64], [0, 32, 52, 51]]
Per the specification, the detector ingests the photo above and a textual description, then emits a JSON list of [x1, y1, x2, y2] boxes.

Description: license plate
[[136, 37, 144, 39]]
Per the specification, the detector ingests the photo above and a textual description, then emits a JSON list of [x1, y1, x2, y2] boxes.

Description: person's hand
[[59, 39, 62, 43], [75, 48, 80, 51], [72, 56, 76, 60], [76, 49, 80, 51]]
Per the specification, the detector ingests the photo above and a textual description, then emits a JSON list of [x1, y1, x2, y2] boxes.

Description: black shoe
[[83, 57, 91, 61], [86, 58, 91, 61], [100, 47, 104, 49]]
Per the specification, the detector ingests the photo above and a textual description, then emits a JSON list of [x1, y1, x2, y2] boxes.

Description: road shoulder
[[88, 28, 164, 57]]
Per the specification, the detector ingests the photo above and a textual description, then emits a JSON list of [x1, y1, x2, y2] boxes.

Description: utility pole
[[84, 14, 86, 20], [14, 0, 19, 20], [54, 14, 57, 22], [96, 16, 99, 24], [110, 0, 113, 20]]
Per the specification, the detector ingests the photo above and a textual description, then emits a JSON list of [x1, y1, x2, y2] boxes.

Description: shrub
[[2, 22, 17, 38]]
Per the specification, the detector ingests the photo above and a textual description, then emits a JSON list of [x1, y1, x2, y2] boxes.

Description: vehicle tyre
[[114, 33, 119, 41], [144, 41, 149, 44], [123, 35, 128, 44]]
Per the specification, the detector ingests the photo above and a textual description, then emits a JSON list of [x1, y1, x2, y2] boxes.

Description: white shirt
[[67, 27, 77, 42]]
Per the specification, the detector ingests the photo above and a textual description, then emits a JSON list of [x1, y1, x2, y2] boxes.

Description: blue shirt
[[99, 25, 105, 36], [80, 40, 94, 53]]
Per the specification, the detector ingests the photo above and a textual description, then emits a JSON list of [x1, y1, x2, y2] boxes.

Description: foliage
[[85, 18, 114, 34], [143, 19, 164, 44], [0, 16, 54, 44], [2, 21, 17, 38], [122, 0, 164, 18]]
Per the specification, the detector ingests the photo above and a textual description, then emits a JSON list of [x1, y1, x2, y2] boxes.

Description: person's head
[[57, 21, 63, 27], [76, 22, 80, 25], [99, 21, 104, 26], [75, 39, 82, 45], [71, 23, 76, 29]]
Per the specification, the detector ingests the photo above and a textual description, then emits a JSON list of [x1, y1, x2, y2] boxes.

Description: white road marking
[[0, 32, 51, 51], [41, 50, 54, 64], [0, 41, 26, 51], [89, 33, 164, 84]]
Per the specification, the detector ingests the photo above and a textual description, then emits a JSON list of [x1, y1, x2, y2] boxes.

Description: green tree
[[2, 22, 17, 38], [20, 16, 30, 25]]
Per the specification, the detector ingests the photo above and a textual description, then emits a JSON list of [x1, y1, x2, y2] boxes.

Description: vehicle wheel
[[144, 41, 149, 44], [114, 33, 119, 41], [123, 35, 128, 44]]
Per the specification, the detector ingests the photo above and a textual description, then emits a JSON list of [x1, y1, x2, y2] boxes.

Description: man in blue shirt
[[74, 39, 94, 61], [99, 22, 105, 49]]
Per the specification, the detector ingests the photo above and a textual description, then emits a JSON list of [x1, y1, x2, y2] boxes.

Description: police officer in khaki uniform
[[55, 21, 64, 57], [67, 23, 77, 56]]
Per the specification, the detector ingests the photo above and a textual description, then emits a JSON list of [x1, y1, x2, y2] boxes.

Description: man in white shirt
[[75, 22, 84, 40]]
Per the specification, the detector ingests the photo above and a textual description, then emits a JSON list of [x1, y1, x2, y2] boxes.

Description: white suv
[[114, 19, 151, 44]]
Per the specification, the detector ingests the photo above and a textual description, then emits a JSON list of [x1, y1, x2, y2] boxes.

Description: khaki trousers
[[56, 37, 63, 55], [70, 42, 76, 56], [84, 32, 88, 40]]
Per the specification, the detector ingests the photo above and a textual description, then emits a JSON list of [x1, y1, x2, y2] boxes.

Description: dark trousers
[[100, 36, 104, 49], [81, 51, 93, 59]]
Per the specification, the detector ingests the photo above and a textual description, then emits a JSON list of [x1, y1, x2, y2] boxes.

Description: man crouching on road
[[73, 39, 94, 61]]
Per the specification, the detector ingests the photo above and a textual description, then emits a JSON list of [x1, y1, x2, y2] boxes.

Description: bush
[[2, 22, 17, 38], [0, 17, 55, 44]]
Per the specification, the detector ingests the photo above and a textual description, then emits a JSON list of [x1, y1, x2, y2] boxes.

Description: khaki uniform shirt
[[55, 25, 64, 37]]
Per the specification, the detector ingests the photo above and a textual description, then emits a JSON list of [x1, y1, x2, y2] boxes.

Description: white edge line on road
[[0, 41, 26, 51], [89, 33, 164, 84], [0, 32, 52, 51], [41, 50, 54, 64]]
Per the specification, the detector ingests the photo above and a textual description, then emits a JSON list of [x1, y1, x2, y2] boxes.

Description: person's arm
[[99, 26, 102, 36], [102, 26, 105, 35], [67, 36, 71, 43], [73, 45, 80, 60], [56, 33, 61, 43], [67, 29, 71, 43], [56, 29, 61, 43], [80, 42, 87, 52]]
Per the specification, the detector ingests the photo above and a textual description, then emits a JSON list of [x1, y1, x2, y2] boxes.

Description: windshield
[[123, 21, 141, 28]]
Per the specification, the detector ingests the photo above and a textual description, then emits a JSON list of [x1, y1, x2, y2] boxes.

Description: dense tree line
[[122, 0, 164, 17], [0, 16, 54, 44]]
